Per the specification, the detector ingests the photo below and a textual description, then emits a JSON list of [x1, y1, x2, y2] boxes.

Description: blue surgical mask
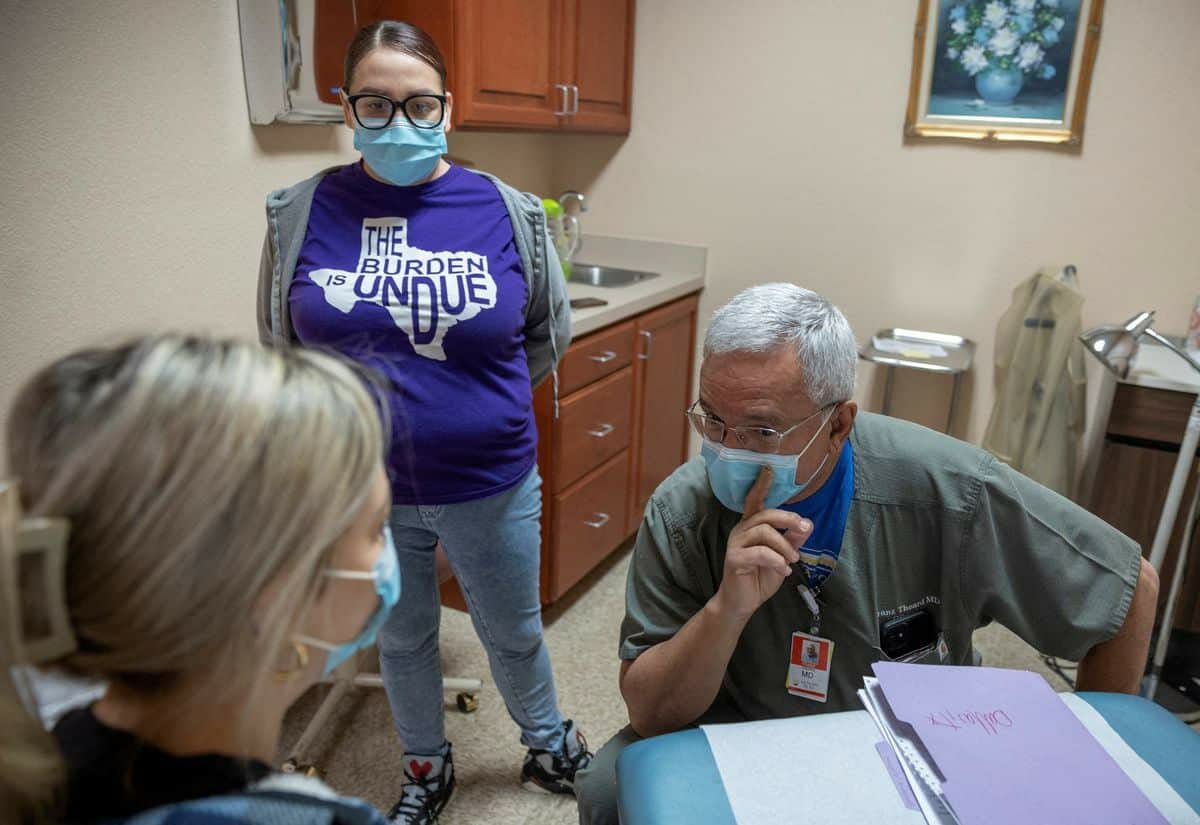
[[297, 526, 402, 675], [702, 407, 835, 513], [354, 121, 447, 186]]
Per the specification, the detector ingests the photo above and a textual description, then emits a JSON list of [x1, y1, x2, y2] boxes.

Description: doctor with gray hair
[[575, 282, 1157, 825], [703, 282, 858, 407]]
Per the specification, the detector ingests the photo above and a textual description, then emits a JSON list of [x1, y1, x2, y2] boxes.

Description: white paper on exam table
[[701, 712, 926, 825]]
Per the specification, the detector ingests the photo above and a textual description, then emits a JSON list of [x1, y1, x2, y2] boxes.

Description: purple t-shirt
[[290, 162, 536, 505]]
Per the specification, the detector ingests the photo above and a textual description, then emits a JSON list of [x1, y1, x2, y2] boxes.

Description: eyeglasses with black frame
[[685, 400, 835, 454], [345, 93, 448, 130]]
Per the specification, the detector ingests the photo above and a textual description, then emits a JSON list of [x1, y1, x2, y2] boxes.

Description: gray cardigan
[[257, 165, 571, 395]]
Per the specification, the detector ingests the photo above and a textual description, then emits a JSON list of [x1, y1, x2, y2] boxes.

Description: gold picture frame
[[904, 0, 1104, 147]]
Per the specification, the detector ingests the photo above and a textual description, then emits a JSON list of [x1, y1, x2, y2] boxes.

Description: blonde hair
[[1, 335, 385, 810]]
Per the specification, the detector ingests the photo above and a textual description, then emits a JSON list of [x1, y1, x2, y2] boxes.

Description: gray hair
[[704, 283, 857, 407]]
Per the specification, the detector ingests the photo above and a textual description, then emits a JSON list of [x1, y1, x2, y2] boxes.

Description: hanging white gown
[[982, 267, 1087, 498]]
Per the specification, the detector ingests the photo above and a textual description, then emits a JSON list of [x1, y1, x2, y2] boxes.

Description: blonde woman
[[0, 336, 398, 824]]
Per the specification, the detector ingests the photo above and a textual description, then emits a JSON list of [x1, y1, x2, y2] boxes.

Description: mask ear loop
[[0, 482, 76, 667]]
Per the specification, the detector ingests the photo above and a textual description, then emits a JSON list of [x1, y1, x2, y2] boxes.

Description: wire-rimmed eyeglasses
[[685, 400, 835, 454]]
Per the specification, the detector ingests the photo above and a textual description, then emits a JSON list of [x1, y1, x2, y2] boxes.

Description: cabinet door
[[559, 0, 635, 132], [627, 295, 699, 533], [1090, 439, 1200, 631], [452, 0, 564, 129]]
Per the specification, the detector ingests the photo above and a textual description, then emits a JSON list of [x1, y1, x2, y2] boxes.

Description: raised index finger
[[742, 464, 774, 517]]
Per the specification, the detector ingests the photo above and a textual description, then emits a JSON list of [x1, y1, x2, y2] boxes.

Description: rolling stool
[[282, 542, 483, 776]]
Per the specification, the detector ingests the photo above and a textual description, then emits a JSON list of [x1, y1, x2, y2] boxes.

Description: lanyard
[[794, 545, 839, 635], [797, 583, 822, 635]]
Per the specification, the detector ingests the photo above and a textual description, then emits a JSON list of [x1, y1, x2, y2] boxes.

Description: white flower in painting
[[947, 47, 960, 59], [1052, 16, 1065, 30], [1016, 41, 1044, 69], [1013, 0, 1036, 12], [989, 27, 1020, 56], [983, 1, 1009, 29], [951, 18, 969, 34], [961, 44, 989, 75]]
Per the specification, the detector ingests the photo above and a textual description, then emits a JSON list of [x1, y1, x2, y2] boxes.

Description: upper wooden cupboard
[[315, 0, 635, 133]]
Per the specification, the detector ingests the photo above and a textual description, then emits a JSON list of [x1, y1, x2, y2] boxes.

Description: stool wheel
[[281, 758, 323, 778], [456, 692, 479, 713]]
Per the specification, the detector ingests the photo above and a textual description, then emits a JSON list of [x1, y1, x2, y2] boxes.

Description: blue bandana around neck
[[780, 440, 855, 592]]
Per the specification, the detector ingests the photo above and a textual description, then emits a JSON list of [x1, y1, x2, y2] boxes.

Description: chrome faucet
[[558, 190, 587, 214], [555, 190, 586, 263]]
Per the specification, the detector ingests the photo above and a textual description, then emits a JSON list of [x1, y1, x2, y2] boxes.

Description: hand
[[714, 466, 812, 621]]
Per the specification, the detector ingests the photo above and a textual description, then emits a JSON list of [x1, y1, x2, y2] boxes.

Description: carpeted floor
[[278, 540, 1089, 824]]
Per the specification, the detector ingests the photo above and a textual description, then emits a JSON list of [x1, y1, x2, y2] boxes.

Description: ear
[[828, 401, 858, 452], [443, 91, 454, 133], [340, 89, 356, 130]]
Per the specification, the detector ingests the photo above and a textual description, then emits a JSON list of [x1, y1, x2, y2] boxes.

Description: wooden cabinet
[[451, 0, 564, 129], [536, 294, 700, 602], [328, 0, 635, 133], [452, 0, 634, 132], [557, 0, 636, 132], [439, 293, 699, 609], [1088, 383, 1200, 632], [627, 297, 699, 533]]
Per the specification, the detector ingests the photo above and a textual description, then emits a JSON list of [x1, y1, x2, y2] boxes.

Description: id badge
[[787, 631, 834, 702]]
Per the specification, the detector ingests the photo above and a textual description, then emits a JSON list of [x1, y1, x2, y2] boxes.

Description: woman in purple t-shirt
[[259, 20, 585, 825]]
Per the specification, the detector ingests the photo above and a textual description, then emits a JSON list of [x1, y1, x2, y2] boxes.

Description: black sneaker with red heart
[[388, 742, 455, 824], [520, 719, 593, 795]]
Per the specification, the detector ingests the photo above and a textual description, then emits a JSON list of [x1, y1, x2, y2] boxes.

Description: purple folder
[[872, 662, 1167, 825]]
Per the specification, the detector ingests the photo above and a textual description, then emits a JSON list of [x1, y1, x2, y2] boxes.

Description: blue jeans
[[378, 465, 565, 754]]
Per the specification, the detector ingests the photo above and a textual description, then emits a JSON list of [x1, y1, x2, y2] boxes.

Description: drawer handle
[[588, 423, 615, 438], [589, 350, 617, 363], [584, 512, 611, 529]]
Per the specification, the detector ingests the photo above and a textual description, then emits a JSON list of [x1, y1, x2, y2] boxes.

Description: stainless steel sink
[[569, 263, 659, 288]]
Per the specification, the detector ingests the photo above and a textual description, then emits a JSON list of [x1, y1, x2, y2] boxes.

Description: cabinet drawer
[[554, 368, 633, 489], [1107, 383, 1197, 444], [552, 451, 631, 598], [558, 321, 635, 396]]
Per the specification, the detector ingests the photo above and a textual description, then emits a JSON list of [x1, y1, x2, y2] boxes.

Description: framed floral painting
[[904, 0, 1104, 146]]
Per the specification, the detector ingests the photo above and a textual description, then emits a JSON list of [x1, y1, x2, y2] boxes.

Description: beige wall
[[554, 0, 1200, 441], [2, 1, 1198, 461], [0, 1, 552, 461]]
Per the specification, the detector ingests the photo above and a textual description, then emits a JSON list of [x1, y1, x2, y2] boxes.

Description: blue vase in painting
[[974, 67, 1025, 105]]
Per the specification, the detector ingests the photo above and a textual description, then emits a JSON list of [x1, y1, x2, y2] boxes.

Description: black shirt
[[52, 706, 273, 823]]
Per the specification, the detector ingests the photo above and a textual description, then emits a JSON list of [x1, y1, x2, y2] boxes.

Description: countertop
[[1124, 339, 1200, 395], [563, 234, 706, 338]]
